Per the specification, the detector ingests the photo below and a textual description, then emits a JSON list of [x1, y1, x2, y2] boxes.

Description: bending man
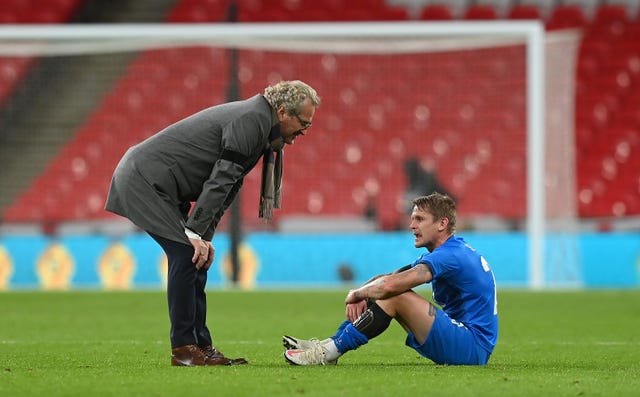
[[106, 80, 321, 366]]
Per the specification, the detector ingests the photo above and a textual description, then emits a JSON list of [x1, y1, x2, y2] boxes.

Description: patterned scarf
[[259, 125, 284, 221]]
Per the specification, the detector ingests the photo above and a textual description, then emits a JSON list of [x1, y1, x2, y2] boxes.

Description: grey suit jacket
[[105, 94, 278, 244]]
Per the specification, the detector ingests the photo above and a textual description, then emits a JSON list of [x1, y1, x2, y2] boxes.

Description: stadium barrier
[[0, 231, 637, 290]]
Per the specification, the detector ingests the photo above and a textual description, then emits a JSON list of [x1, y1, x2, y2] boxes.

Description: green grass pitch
[[1, 289, 639, 396]]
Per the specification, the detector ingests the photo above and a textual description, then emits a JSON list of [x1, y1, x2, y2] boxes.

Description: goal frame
[[0, 21, 546, 288]]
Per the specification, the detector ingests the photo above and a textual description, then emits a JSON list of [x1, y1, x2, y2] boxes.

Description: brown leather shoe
[[200, 345, 248, 365], [171, 344, 206, 366]]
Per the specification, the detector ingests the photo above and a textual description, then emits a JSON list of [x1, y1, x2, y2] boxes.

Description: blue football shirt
[[411, 235, 498, 353]]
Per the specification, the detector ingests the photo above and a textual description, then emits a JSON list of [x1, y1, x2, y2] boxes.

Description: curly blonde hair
[[263, 80, 321, 114]]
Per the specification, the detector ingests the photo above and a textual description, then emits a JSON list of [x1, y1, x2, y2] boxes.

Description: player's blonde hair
[[263, 80, 321, 114], [412, 193, 457, 234]]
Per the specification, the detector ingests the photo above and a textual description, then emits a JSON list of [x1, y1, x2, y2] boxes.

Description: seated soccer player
[[283, 193, 498, 366]]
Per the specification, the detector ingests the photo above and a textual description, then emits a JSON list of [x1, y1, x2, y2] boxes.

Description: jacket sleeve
[[185, 113, 265, 237], [202, 177, 244, 241]]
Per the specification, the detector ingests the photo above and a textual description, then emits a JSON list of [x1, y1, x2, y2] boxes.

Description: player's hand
[[190, 238, 215, 270], [346, 299, 367, 323]]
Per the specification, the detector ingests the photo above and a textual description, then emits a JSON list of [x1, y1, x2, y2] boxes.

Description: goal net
[[0, 22, 581, 288]]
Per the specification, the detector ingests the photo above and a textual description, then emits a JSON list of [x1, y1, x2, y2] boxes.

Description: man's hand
[[190, 238, 214, 270], [345, 299, 367, 323]]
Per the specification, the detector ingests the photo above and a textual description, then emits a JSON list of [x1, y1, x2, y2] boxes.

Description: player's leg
[[402, 302, 489, 365], [284, 299, 395, 365], [330, 299, 393, 349], [376, 290, 436, 345], [325, 292, 431, 358], [379, 291, 488, 365]]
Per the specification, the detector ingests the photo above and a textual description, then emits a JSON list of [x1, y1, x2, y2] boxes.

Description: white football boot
[[283, 339, 339, 365]]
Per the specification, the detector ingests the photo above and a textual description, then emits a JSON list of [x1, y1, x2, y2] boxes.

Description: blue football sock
[[331, 320, 350, 339], [331, 323, 369, 353]]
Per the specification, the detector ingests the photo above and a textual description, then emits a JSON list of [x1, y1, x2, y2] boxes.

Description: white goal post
[[0, 22, 579, 289]]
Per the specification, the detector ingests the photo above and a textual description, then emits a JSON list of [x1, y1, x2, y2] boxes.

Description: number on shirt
[[481, 256, 498, 315]]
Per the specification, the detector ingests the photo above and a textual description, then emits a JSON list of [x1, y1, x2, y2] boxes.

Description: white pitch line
[[2, 340, 639, 346]]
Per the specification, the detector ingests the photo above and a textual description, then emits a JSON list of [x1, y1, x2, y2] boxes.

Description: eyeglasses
[[292, 112, 312, 129]]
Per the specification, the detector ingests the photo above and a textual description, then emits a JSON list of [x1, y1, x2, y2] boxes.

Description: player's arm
[[359, 264, 412, 287], [344, 264, 417, 319], [345, 263, 432, 303]]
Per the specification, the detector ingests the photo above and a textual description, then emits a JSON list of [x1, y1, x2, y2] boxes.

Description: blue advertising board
[[0, 231, 637, 290]]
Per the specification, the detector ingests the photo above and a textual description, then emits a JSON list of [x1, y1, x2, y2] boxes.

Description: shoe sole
[[283, 350, 338, 366], [171, 357, 204, 366], [283, 351, 299, 365]]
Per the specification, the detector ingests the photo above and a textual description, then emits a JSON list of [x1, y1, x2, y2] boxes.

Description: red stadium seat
[[374, 6, 409, 21], [593, 4, 629, 24], [507, 5, 541, 20], [464, 5, 497, 20], [419, 4, 453, 21], [547, 5, 587, 30]]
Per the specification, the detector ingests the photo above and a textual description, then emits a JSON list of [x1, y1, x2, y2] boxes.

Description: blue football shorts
[[405, 307, 490, 365]]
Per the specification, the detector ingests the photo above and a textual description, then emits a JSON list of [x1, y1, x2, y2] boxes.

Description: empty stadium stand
[[1, 0, 639, 230], [0, 0, 83, 106]]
